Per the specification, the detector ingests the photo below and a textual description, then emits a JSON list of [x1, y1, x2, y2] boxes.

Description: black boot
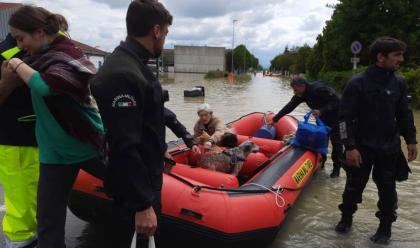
[[370, 220, 392, 244], [330, 165, 340, 178], [335, 215, 352, 234]]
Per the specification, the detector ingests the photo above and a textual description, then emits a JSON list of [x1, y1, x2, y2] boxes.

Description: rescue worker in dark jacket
[[0, 34, 39, 248], [164, 107, 200, 154], [271, 77, 343, 177], [335, 37, 417, 244], [90, 1, 173, 247]]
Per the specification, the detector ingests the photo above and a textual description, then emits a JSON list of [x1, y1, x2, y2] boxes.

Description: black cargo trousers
[[322, 118, 344, 168], [339, 146, 398, 223]]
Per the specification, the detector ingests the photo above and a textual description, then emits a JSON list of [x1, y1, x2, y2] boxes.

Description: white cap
[[197, 103, 212, 113]]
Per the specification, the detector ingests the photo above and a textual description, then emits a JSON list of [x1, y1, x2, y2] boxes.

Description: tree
[[306, 0, 420, 78], [226, 44, 260, 73]]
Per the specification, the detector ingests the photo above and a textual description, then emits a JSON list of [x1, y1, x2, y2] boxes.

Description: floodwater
[[1, 73, 420, 247]]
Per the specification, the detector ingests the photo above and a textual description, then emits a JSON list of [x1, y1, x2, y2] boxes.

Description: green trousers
[[0, 145, 39, 245]]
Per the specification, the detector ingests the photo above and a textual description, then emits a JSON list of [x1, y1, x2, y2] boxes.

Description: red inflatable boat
[[69, 112, 322, 248]]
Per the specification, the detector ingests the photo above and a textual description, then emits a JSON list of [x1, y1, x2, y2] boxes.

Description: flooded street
[[1, 73, 420, 247]]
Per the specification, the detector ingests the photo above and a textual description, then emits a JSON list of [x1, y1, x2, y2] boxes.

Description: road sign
[[350, 57, 360, 63], [351, 41, 362, 55]]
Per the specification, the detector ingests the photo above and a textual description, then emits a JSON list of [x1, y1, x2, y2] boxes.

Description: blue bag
[[254, 113, 277, 139], [291, 112, 331, 154]]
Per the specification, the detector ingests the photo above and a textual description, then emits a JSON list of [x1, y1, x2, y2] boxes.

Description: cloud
[[10, 0, 338, 67]]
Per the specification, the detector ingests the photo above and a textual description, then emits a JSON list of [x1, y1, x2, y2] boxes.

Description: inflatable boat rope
[[242, 183, 286, 208]]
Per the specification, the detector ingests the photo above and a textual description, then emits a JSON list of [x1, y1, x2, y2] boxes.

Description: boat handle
[[180, 208, 203, 220]]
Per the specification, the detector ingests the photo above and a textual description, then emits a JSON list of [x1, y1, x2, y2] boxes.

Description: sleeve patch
[[112, 94, 137, 108]]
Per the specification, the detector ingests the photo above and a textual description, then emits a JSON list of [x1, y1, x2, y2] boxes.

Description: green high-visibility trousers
[[0, 145, 39, 243]]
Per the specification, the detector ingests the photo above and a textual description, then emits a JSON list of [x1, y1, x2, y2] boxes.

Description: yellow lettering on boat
[[292, 159, 313, 186]]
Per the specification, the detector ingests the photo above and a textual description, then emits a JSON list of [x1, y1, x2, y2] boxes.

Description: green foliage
[[270, 45, 313, 74], [226, 44, 260, 73], [315, 67, 366, 91], [401, 69, 420, 108], [205, 70, 226, 79], [307, 0, 420, 78]]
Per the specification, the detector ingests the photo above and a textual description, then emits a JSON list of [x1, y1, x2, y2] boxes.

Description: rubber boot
[[370, 220, 392, 244], [330, 164, 340, 178], [335, 215, 352, 234]]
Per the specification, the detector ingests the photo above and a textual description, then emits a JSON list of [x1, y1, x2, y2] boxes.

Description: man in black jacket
[[335, 37, 417, 244], [0, 34, 39, 248], [90, 1, 172, 247], [271, 77, 343, 178]]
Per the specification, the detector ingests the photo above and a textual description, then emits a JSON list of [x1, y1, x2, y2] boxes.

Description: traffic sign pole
[[350, 41, 362, 70]]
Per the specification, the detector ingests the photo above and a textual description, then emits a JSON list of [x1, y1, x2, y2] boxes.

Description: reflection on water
[[2, 73, 418, 248]]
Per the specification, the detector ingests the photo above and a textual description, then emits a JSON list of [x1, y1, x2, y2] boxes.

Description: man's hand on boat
[[346, 149, 363, 168], [204, 141, 212, 151], [191, 145, 201, 155], [407, 144, 418, 162], [135, 206, 157, 236]]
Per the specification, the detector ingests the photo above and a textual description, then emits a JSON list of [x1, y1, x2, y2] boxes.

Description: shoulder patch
[[112, 94, 137, 108]]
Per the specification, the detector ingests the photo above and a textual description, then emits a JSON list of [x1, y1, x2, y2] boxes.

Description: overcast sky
[[10, 0, 338, 67]]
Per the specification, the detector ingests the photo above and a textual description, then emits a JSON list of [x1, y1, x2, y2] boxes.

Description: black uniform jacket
[[339, 65, 417, 152], [273, 81, 340, 126], [91, 37, 166, 212], [0, 34, 36, 146]]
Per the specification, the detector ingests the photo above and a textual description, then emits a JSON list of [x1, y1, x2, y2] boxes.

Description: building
[[174, 45, 225, 73], [0, 2, 108, 69], [70, 40, 109, 69], [0, 2, 19, 39]]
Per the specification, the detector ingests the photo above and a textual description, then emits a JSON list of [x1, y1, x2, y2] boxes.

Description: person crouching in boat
[[193, 103, 237, 150], [4, 5, 104, 247]]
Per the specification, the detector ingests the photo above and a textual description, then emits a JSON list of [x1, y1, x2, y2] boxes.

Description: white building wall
[[174, 46, 225, 73], [86, 55, 105, 69]]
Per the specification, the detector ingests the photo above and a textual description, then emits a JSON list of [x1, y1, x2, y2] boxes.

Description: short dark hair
[[126, 0, 173, 37], [369, 37, 406, 63], [290, 77, 309, 87], [220, 133, 238, 148], [9, 5, 62, 35]]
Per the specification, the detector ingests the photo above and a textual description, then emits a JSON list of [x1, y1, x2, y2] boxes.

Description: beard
[[152, 40, 163, 58]]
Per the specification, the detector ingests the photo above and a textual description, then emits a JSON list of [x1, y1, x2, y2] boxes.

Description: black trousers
[[37, 158, 104, 248], [321, 121, 344, 168], [330, 122, 344, 168], [339, 147, 398, 223], [105, 192, 162, 248]]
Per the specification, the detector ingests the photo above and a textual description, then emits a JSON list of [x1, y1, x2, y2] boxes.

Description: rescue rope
[[242, 183, 286, 208]]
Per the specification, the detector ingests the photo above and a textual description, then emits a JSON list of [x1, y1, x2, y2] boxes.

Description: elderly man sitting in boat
[[193, 103, 237, 150]]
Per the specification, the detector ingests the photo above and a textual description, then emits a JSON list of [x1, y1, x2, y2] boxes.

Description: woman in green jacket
[[3, 5, 104, 248]]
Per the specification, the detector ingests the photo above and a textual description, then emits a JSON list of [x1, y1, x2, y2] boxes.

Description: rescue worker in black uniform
[[335, 37, 417, 244], [90, 1, 173, 247], [271, 77, 343, 178]]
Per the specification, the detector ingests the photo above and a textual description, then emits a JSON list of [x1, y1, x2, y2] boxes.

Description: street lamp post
[[231, 20, 237, 74]]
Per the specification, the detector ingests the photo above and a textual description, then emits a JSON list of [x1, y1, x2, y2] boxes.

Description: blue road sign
[[351, 41, 362, 55]]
